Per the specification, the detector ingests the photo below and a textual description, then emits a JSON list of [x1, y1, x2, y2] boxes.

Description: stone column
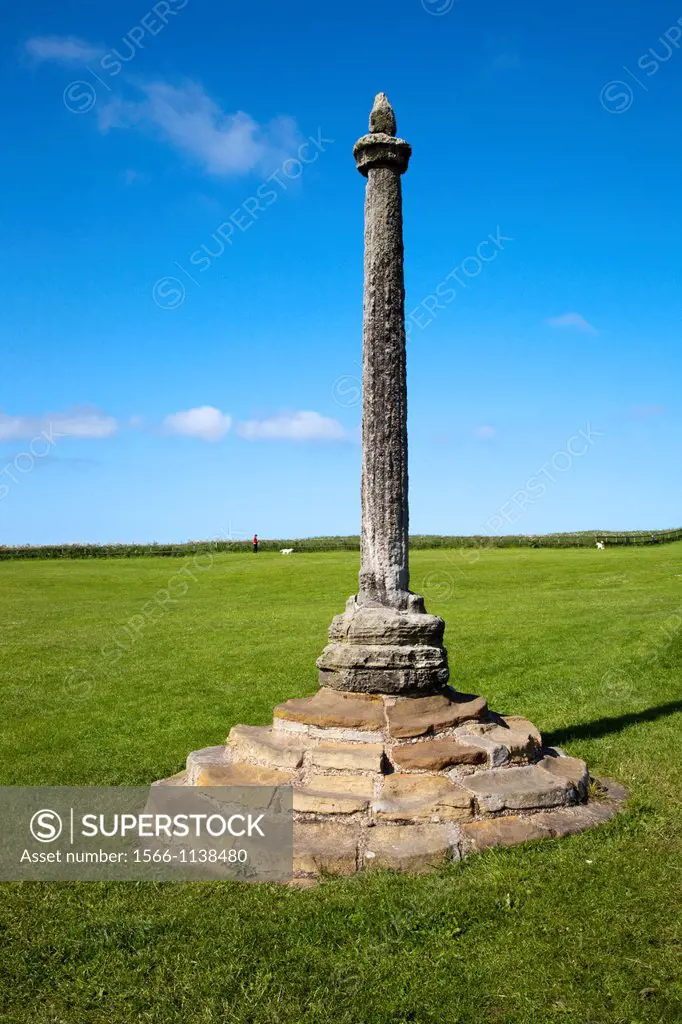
[[316, 94, 449, 696], [354, 94, 412, 610]]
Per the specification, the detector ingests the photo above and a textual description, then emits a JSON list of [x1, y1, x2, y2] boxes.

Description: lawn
[[0, 545, 681, 1023]]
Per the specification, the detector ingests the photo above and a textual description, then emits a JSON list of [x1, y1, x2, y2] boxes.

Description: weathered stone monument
[[317, 93, 449, 700], [161, 95, 625, 879]]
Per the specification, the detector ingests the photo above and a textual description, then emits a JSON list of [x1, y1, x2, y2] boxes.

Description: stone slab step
[[537, 752, 590, 797], [535, 804, 613, 838], [501, 715, 542, 746], [391, 737, 486, 771], [386, 691, 487, 739], [292, 796, 625, 876], [460, 764, 572, 813], [374, 773, 473, 822], [455, 734, 510, 767], [274, 687, 385, 731], [461, 779, 625, 850], [310, 740, 384, 772], [227, 724, 305, 770], [196, 760, 293, 792], [293, 823, 360, 876], [461, 815, 550, 851], [364, 824, 454, 873], [293, 773, 375, 814], [186, 745, 229, 784], [464, 723, 537, 759]]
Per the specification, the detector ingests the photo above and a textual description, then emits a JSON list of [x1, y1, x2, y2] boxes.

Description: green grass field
[[1, 545, 681, 1023]]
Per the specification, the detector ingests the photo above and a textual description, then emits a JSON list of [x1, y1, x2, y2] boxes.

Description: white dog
[[596, 541, 605, 550], [280, 548, 294, 555]]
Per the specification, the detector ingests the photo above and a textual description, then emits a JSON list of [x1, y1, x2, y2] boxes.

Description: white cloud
[[0, 408, 117, 441], [25, 35, 103, 65], [473, 425, 496, 439], [163, 406, 232, 442], [545, 312, 598, 335], [237, 410, 347, 442], [99, 80, 301, 177]]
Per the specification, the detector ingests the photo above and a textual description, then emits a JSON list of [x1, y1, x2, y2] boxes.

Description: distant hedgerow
[[0, 529, 680, 561]]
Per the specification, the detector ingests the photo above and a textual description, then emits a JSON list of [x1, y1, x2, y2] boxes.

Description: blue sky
[[1, 0, 680, 544]]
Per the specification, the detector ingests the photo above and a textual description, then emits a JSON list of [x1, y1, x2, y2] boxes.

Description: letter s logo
[[30, 809, 63, 842]]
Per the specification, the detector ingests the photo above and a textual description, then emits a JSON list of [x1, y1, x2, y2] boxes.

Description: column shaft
[[359, 166, 409, 608]]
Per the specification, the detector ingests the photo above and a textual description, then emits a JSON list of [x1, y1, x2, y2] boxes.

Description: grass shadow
[[545, 700, 682, 746]]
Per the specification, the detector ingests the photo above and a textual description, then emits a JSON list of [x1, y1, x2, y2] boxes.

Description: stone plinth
[[158, 688, 626, 881], [316, 596, 449, 695]]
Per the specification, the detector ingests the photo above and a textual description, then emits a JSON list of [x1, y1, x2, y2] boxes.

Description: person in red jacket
[[253, 533, 259, 553]]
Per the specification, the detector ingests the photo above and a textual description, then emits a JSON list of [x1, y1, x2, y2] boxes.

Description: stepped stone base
[[156, 686, 626, 881]]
